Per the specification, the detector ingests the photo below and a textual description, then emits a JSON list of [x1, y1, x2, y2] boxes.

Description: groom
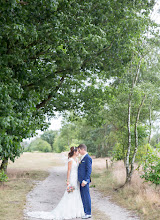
[[78, 144, 92, 219]]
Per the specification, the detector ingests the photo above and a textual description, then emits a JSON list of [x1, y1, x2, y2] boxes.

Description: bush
[[112, 142, 149, 164], [0, 169, 8, 183], [141, 146, 160, 186], [28, 138, 52, 152], [136, 144, 148, 164], [52, 135, 69, 153], [112, 143, 125, 161]]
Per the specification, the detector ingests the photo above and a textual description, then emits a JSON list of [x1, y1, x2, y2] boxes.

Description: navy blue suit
[[78, 154, 92, 215]]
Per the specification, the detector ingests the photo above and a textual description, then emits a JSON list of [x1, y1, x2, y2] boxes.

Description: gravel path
[[91, 188, 139, 220], [24, 158, 139, 220]]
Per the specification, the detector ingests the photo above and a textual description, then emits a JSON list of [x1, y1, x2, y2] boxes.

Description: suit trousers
[[80, 183, 91, 215]]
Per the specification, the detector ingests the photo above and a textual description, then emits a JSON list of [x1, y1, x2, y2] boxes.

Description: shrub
[[0, 169, 8, 183], [141, 146, 160, 186], [28, 138, 52, 152], [112, 143, 125, 161]]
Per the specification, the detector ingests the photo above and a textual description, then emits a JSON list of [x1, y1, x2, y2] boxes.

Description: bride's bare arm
[[67, 160, 72, 185]]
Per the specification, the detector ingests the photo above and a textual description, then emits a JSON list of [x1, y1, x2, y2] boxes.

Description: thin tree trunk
[[125, 58, 142, 185], [101, 142, 104, 157], [145, 99, 152, 165], [0, 158, 8, 173], [126, 93, 132, 183], [148, 100, 152, 145], [130, 95, 146, 178], [96, 145, 101, 158]]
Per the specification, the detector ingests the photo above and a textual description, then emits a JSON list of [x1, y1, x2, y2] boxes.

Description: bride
[[26, 147, 84, 219]]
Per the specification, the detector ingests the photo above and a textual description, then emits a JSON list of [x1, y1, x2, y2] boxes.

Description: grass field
[[0, 152, 64, 220], [1, 153, 160, 220], [91, 159, 160, 220]]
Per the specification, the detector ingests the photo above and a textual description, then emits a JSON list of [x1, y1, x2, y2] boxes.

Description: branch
[[22, 68, 71, 89], [96, 42, 113, 56], [36, 76, 65, 109], [24, 42, 113, 90], [81, 41, 113, 69], [22, 40, 41, 49], [133, 57, 143, 88], [29, 50, 48, 60], [19, 1, 28, 5], [148, 99, 153, 144]]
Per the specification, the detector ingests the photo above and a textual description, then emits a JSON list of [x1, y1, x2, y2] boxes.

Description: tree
[[110, 47, 160, 184], [27, 138, 52, 152], [151, 133, 160, 147], [40, 130, 57, 151], [73, 39, 160, 184], [0, 0, 156, 170], [52, 120, 81, 152]]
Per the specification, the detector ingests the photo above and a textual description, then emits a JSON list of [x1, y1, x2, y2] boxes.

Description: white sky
[[151, 0, 160, 23], [48, 114, 63, 130]]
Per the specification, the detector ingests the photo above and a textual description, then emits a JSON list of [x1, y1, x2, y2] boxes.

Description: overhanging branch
[[22, 69, 71, 89], [81, 41, 113, 70], [36, 76, 65, 109]]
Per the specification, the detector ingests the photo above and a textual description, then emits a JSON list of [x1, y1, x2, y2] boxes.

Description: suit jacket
[[78, 154, 92, 184]]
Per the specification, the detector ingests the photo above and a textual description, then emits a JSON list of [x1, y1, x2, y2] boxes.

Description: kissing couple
[[27, 144, 92, 219]]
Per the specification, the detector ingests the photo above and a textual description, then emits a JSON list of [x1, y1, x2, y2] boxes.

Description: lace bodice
[[68, 158, 79, 189]]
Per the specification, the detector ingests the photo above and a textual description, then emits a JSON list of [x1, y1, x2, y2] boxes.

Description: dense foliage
[[40, 130, 57, 151], [0, 0, 156, 169], [26, 138, 52, 152], [141, 146, 160, 185]]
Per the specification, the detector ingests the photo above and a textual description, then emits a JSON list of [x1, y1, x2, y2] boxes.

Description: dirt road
[[24, 156, 139, 220]]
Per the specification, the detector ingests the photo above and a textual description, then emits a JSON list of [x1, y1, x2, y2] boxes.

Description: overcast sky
[[151, 1, 160, 23], [48, 114, 63, 130]]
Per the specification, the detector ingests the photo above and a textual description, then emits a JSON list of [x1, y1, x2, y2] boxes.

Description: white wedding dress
[[26, 158, 84, 219]]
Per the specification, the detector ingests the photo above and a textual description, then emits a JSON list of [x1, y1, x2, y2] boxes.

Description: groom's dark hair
[[78, 144, 87, 151]]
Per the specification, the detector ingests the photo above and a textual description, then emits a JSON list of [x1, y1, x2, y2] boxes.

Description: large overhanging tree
[[0, 0, 155, 171]]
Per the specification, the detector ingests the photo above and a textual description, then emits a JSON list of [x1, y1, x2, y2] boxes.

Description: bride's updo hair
[[68, 146, 78, 158]]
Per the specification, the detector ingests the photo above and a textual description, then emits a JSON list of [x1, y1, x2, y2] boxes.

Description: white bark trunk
[[125, 58, 142, 184], [130, 95, 146, 175], [126, 93, 132, 180], [148, 100, 152, 145]]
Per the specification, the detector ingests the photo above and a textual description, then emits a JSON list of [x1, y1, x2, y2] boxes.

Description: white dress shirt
[[81, 153, 88, 161]]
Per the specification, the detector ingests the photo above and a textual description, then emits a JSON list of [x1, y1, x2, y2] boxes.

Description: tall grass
[[92, 159, 160, 220]]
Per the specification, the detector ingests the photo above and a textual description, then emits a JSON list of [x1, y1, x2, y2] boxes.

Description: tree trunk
[[145, 99, 152, 165], [101, 142, 105, 157], [148, 100, 152, 145], [126, 93, 132, 183], [96, 145, 100, 158], [0, 158, 8, 173], [125, 58, 142, 185], [130, 95, 146, 176]]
